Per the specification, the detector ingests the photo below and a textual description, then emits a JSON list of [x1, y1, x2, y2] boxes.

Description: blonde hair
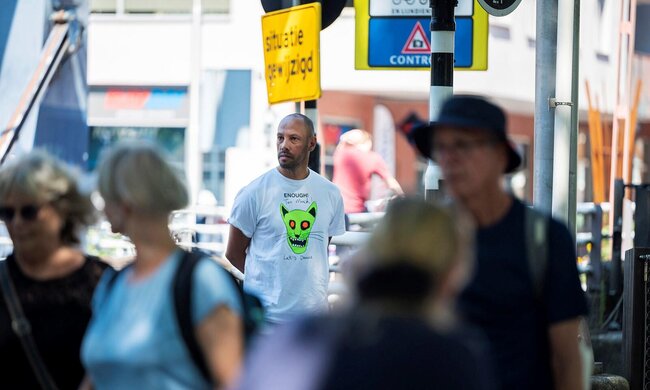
[[98, 142, 188, 216], [0, 150, 96, 244], [353, 197, 473, 301]]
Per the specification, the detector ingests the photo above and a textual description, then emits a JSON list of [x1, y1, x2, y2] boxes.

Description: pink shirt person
[[332, 129, 403, 213]]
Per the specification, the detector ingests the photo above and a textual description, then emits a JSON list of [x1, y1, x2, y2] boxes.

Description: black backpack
[[105, 250, 264, 385]]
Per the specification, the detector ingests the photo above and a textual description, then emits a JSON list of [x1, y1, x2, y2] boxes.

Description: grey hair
[[98, 142, 188, 216], [0, 149, 96, 245], [279, 113, 315, 137]]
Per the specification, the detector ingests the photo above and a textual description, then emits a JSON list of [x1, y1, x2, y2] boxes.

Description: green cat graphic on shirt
[[280, 202, 317, 254]]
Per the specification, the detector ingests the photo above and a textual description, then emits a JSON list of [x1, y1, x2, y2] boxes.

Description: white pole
[[551, 0, 579, 234], [534, 0, 557, 214], [186, 0, 203, 205]]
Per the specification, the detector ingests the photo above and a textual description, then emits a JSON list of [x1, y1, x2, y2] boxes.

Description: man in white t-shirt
[[226, 113, 346, 324]]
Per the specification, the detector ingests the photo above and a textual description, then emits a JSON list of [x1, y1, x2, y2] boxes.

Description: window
[[203, 0, 229, 14], [88, 126, 185, 171], [90, 0, 230, 14], [321, 120, 362, 180], [125, 0, 191, 14], [90, 0, 116, 13], [597, 0, 616, 57]]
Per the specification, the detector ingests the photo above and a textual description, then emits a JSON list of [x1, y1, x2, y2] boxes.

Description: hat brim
[[410, 120, 522, 174]]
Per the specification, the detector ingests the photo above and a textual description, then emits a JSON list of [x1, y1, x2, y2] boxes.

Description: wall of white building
[[86, 0, 650, 204], [88, 1, 636, 116]]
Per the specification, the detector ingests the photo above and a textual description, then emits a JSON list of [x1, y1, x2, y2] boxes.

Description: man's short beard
[[279, 160, 297, 170], [278, 156, 305, 170]]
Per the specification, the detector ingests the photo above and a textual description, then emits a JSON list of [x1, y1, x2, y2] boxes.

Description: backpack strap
[[173, 250, 214, 385], [105, 265, 128, 290], [524, 206, 549, 300], [103, 252, 214, 384], [220, 268, 264, 344]]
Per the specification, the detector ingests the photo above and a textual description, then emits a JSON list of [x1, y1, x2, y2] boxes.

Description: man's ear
[[308, 135, 317, 152]]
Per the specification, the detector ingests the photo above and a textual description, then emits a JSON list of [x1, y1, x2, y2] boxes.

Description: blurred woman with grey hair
[[236, 197, 496, 390], [0, 150, 107, 389], [82, 142, 243, 390]]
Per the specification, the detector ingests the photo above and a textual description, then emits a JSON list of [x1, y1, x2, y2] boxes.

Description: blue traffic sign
[[355, 0, 488, 71], [368, 17, 473, 68]]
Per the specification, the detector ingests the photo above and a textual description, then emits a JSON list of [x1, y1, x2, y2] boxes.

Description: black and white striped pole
[[424, 0, 457, 201], [291, 0, 320, 173], [305, 99, 321, 173]]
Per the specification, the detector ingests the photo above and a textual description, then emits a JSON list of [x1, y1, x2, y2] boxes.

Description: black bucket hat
[[410, 95, 522, 173]]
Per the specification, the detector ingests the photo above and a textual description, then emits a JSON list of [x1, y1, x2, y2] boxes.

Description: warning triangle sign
[[402, 22, 431, 54]]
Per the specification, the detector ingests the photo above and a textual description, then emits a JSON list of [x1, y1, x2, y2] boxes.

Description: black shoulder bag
[[0, 261, 59, 390]]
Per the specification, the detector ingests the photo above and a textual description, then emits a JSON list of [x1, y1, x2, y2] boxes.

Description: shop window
[[202, 69, 251, 203], [88, 126, 185, 171]]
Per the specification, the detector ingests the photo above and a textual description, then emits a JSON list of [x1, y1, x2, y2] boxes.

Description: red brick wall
[[318, 91, 536, 197]]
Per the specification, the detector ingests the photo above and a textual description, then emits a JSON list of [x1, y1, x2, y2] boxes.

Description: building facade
[[85, 0, 650, 206]]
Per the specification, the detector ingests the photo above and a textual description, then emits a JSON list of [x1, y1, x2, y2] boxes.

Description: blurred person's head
[[276, 113, 316, 173], [410, 95, 521, 202], [0, 150, 96, 252], [339, 129, 372, 152], [98, 142, 188, 233], [349, 197, 473, 321]]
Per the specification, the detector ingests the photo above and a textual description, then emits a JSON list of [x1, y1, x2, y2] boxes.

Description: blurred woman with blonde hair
[[236, 197, 496, 390]]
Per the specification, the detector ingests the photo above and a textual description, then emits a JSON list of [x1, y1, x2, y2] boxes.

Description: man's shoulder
[[238, 168, 277, 192], [309, 170, 342, 193], [254, 167, 278, 183]]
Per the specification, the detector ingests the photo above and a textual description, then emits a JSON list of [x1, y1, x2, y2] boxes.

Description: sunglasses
[[0, 205, 43, 223]]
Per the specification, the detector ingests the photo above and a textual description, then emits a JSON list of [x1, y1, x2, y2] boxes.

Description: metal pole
[[293, 0, 301, 114], [533, 0, 557, 214], [0, 22, 70, 163], [292, 0, 320, 172], [425, 0, 456, 201], [611, 179, 624, 297], [568, 0, 580, 236], [186, 0, 202, 205], [305, 99, 321, 173], [551, 0, 579, 235]]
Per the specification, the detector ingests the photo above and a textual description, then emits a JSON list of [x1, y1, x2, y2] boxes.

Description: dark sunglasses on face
[[0, 204, 42, 223]]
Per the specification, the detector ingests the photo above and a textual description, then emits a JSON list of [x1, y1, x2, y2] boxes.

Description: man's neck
[[461, 187, 513, 227], [277, 166, 310, 180]]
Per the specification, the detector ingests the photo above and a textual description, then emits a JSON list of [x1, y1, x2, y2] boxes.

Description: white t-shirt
[[228, 168, 346, 323]]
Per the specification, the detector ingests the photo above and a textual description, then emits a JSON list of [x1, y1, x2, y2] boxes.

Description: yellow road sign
[[261, 3, 322, 104], [355, 0, 488, 71]]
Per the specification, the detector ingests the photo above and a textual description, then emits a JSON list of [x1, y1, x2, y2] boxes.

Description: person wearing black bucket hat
[[410, 95, 521, 174], [411, 95, 588, 390]]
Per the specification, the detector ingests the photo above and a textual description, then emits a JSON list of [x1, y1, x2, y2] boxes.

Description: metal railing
[[576, 202, 610, 292], [622, 247, 650, 390]]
